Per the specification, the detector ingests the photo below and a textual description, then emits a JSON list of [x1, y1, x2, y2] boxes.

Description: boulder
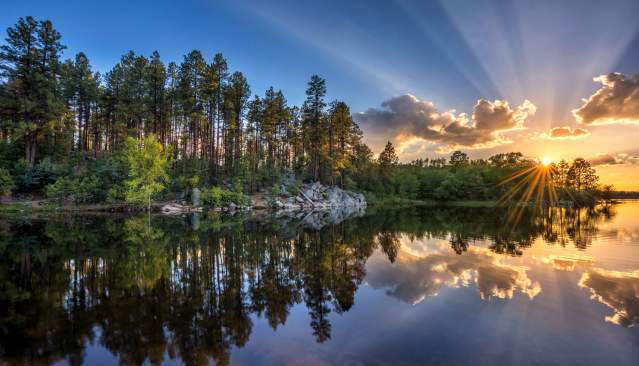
[[191, 188, 201, 206]]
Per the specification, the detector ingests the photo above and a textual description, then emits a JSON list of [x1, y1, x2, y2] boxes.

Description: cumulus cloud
[[541, 126, 590, 140], [365, 245, 540, 304], [588, 152, 639, 166], [354, 94, 536, 152], [579, 268, 639, 327], [573, 73, 639, 125]]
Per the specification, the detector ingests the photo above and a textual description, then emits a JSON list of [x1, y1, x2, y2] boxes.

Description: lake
[[1, 201, 638, 365]]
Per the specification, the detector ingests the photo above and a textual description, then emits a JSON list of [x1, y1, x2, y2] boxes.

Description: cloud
[[540, 126, 590, 140], [540, 255, 593, 271], [354, 94, 536, 152], [588, 152, 639, 166], [365, 245, 540, 304], [573, 73, 639, 125], [579, 268, 639, 327]]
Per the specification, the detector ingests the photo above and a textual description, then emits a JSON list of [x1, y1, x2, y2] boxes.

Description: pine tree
[[302, 75, 327, 181], [377, 141, 398, 177], [0, 16, 66, 165], [223, 71, 250, 175]]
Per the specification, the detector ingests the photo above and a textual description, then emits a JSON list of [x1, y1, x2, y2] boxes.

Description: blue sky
[[3, 0, 638, 112], [3, 0, 639, 187]]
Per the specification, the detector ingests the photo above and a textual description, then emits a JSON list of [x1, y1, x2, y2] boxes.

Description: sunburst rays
[[498, 162, 560, 225]]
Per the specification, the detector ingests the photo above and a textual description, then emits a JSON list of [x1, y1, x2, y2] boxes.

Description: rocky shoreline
[[160, 178, 366, 215], [268, 181, 366, 211], [0, 176, 366, 215]]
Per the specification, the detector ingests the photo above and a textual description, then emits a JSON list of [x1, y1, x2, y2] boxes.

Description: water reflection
[[0, 204, 634, 365], [540, 254, 594, 271], [366, 245, 540, 304], [579, 268, 639, 327]]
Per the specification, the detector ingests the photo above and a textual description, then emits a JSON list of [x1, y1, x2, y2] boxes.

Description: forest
[[0, 17, 609, 208]]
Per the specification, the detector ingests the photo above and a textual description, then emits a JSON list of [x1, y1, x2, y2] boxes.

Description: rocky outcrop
[[269, 180, 366, 211]]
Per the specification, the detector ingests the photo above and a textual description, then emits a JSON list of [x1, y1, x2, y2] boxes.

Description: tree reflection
[[0, 204, 616, 365]]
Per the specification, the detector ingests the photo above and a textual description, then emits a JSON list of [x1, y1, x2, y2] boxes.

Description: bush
[[46, 175, 103, 203], [13, 157, 64, 191], [201, 186, 248, 207], [0, 168, 15, 196], [106, 184, 126, 203]]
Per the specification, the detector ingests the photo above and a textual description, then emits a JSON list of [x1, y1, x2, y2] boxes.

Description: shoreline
[[0, 198, 604, 214]]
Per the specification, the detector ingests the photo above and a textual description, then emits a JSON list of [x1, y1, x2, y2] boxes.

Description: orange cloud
[[355, 94, 536, 152], [588, 152, 639, 166], [541, 126, 590, 140], [573, 73, 639, 125]]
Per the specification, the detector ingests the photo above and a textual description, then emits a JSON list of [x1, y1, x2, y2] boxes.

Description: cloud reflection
[[540, 254, 594, 271], [579, 268, 639, 327], [366, 245, 540, 304]]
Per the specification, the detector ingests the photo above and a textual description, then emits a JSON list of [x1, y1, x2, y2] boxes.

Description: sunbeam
[[499, 161, 560, 226]]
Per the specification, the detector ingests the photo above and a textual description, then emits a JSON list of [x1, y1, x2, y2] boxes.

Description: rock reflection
[[0, 204, 618, 365], [579, 268, 639, 327]]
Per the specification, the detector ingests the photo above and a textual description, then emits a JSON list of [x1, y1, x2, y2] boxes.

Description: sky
[[2, 0, 639, 189]]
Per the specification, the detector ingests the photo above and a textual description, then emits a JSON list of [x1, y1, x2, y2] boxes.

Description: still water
[[1, 201, 638, 365]]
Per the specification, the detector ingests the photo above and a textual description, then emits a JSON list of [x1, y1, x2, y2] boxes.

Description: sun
[[542, 157, 553, 166]]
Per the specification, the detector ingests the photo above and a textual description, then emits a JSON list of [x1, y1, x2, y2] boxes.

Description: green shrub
[[0, 168, 15, 196], [45, 176, 72, 199], [106, 184, 126, 203], [201, 186, 248, 207], [13, 157, 64, 191], [46, 175, 103, 203], [288, 182, 301, 196], [201, 186, 223, 207]]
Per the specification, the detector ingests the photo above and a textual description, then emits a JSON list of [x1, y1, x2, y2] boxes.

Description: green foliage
[[0, 16, 66, 166], [13, 157, 64, 191], [0, 142, 21, 170], [0, 168, 15, 195], [90, 153, 128, 189], [45, 175, 102, 203], [200, 186, 247, 207], [348, 156, 527, 204], [121, 135, 171, 208]]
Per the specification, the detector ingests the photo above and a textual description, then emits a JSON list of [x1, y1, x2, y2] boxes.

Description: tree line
[[0, 17, 369, 193], [354, 146, 607, 205]]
